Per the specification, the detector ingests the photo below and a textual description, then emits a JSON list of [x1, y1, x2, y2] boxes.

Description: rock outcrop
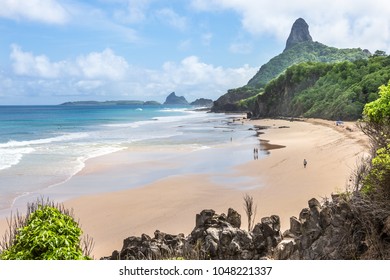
[[275, 195, 390, 259], [104, 195, 390, 260], [163, 92, 189, 105], [105, 208, 282, 260], [284, 18, 313, 51], [210, 18, 369, 113], [190, 98, 213, 107]]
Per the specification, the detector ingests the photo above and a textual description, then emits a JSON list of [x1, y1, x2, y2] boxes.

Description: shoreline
[[0, 118, 369, 259]]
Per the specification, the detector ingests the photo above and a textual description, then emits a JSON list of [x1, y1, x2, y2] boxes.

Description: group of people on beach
[[253, 147, 259, 160]]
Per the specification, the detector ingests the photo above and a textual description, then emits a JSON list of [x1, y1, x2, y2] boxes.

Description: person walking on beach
[[303, 159, 307, 168]]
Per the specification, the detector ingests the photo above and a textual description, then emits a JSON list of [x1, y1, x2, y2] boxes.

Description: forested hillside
[[247, 41, 370, 89], [252, 52, 390, 120], [212, 18, 370, 113]]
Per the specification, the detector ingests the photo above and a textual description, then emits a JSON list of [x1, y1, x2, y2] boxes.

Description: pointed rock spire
[[163, 92, 189, 105], [284, 18, 313, 52]]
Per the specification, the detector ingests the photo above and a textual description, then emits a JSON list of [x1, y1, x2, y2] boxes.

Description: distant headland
[[60, 100, 161, 106], [60, 92, 214, 108]]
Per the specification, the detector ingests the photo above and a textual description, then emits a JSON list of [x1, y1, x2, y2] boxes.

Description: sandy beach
[[0, 118, 369, 259]]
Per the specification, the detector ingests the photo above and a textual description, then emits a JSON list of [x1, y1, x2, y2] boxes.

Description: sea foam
[[0, 147, 35, 171]]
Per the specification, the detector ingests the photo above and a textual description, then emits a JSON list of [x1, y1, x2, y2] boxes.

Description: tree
[[373, 50, 387, 57], [360, 80, 390, 198], [361, 80, 390, 149], [362, 144, 390, 198]]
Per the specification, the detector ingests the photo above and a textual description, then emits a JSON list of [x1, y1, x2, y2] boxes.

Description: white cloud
[[0, 0, 69, 24], [76, 49, 129, 80], [191, 0, 390, 53], [10, 45, 129, 81], [10, 45, 68, 78], [155, 8, 188, 31], [6, 46, 257, 102], [155, 56, 257, 100]]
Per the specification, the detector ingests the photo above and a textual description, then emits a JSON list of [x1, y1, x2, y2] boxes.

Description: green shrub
[[362, 144, 390, 197], [0, 204, 92, 260]]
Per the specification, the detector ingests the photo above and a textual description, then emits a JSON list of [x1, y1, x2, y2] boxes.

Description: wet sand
[[0, 118, 369, 259]]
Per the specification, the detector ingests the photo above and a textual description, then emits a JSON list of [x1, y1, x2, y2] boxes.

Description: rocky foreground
[[103, 194, 390, 260]]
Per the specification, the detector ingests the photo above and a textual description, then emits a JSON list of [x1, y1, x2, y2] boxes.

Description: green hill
[[211, 18, 370, 113], [251, 52, 390, 120], [247, 41, 370, 89]]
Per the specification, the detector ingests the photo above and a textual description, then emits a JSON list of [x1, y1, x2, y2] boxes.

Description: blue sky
[[1, 0, 390, 105]]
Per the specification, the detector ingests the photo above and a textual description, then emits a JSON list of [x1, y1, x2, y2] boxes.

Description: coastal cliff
[[211, 18, 370, 114], [251, 54, 390, 120]]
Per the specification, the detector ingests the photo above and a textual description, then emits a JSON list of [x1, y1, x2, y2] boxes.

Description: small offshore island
[[1, 18, 390, 261], [60, 92, 214, 107], [60, 100, 161, 106]]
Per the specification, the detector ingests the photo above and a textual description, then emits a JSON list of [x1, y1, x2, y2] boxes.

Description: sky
[[1, 0, 390, 105]]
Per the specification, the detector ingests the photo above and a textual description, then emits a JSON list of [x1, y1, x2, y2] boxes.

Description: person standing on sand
[[253, 147, 259, 160], [303, 159, 307, 168]]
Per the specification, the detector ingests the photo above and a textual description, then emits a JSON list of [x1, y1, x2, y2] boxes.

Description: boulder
[[227, 208, 241, 228], [289, 216, 302, 235]]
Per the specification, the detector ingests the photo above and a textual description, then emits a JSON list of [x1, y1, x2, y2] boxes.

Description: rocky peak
[[284, 18, 313, 52], [163, 92, 189, 105]]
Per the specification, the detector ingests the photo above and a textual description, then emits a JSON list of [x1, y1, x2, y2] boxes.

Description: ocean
[[0, 105, 259, 215]]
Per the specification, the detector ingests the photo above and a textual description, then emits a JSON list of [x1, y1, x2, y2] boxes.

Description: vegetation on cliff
[[338, 80, 390, 259], [248, 41, 370, 89], [211, 18, 370, 113], [360, 81, 390, 198], [252, 52, 390, 120], [213, 42, 369, 113]]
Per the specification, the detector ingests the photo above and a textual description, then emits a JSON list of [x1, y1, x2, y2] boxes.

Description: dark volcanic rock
[[164, 92, 189, 105], [108, 231, 187, 260], [227, 208, 241, 228], [190, 98, 213, 107], [105, 209, 281, 260], [187, 210, 281, 260], [104, 197, 390, 260], [284, 18, 313, 51]]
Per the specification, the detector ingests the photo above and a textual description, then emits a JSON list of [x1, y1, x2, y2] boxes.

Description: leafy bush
[[359, 80, 390, 149], [363, 81, 390, 125], [360, 81, 390, 197], [0, 200, 93, 260], [362, 144, 390, 197]]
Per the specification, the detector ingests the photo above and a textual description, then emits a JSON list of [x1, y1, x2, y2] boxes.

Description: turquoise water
[[0, 105, 258, 213]]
